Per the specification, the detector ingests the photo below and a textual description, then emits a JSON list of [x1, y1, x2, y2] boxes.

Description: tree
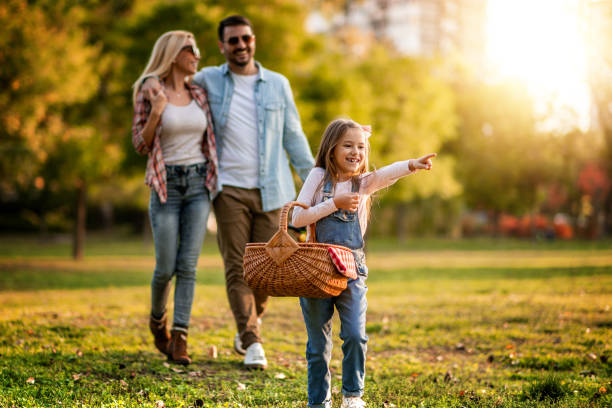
[[0, 0, 106, 258]]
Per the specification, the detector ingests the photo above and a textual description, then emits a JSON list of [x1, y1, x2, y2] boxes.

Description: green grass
[[1, 234, 611, 407]]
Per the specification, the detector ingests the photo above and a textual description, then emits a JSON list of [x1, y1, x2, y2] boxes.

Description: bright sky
[[486, 0, 591, 131]]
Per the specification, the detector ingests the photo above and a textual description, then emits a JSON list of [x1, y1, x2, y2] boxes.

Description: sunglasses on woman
[[181, 44, 201, 59], [225, 34, 255, 46]]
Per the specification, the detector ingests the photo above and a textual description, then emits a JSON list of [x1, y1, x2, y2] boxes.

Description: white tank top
[[160, 99, 207, 165]]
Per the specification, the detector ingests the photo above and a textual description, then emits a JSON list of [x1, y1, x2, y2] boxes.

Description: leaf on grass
[[171, 367, 184, 373], [237, 382, 246, 391], [119, 379, 128, 388], [587, 353, 597, 361], [208, 345, 217, 359], [505, 344, 514, 350], [274, 373, 286, 379], [383, 402, 396, 408], [188, 371, 202, 377], [72, 373, 81, 381], [76, 349, 83, 357], [155, 401, 165, 408], [26, 377, 35, 384], [163, 362, 170, 368]]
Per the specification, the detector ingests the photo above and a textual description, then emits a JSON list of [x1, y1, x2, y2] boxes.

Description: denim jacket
[[193, 62, 314, 212]]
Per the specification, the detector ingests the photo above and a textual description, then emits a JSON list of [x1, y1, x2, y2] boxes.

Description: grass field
[[0, 234, 611, 407]]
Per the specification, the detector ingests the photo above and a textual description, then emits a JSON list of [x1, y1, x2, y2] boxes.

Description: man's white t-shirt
[[219, 72, 259, 189]]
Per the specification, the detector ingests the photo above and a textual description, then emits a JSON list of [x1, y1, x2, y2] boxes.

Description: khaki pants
[[213, 186, 280, 349]]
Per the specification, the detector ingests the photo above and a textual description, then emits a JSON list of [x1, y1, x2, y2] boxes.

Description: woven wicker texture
[[243, 201, 353, 298]]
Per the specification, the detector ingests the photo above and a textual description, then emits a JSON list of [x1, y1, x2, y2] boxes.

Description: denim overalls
[[149, 163, 210, 331], [299, 179, 369, 408]]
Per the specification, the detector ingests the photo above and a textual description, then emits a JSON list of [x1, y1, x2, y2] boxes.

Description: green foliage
[[1, 0, 607, 237], [297, 44, 460, 202], [0, 0, 100, 189], [449, 77, 543, 214]]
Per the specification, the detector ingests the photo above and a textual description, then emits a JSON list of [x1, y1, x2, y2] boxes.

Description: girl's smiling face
[[332, 127, 367, 181]]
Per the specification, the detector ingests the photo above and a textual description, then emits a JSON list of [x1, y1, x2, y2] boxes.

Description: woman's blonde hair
[[313, 118, 371, 218], [132, 30, 195, 106]]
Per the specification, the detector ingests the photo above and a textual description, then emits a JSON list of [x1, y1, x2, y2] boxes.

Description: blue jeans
[[300, 276, 368, 407], [149, 163, 210, 331]]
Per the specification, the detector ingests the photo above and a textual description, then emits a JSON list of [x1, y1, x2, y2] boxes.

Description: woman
[[131, 31, 218, 365]]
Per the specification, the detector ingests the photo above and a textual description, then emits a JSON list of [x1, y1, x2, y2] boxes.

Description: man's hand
[[410, 153, 437, 171], [334, 193, 359, 212]]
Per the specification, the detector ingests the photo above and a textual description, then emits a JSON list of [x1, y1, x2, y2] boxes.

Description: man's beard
[[231, 48, 252, 67]]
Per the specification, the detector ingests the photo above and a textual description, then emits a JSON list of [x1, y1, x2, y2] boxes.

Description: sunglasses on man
[[225, 34, 255, 46], [181, 44, 201, 59]]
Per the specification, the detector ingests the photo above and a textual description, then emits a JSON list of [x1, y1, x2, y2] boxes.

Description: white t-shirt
[[292, 161, 415, 237], [160, 100, 207, 165], [219, 72, 259, 189]]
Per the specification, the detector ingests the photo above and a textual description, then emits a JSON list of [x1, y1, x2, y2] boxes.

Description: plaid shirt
[[131, 83, 218, 203]]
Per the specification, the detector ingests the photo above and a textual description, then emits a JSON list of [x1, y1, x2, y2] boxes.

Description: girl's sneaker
[[341, 397, 366, 408]]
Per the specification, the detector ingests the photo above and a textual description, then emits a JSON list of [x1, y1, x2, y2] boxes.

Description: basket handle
[[280, 201, 316, 243], [264, 201, 316, 266]]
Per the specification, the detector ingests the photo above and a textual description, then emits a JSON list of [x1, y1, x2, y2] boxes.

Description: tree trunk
[[73, 179, 87, 260]]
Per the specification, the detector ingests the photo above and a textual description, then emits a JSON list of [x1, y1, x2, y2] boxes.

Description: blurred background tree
[[0, 0, 609, 257]]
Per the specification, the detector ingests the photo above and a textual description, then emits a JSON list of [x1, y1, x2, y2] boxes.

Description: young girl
[[292, 118, 435, 408]]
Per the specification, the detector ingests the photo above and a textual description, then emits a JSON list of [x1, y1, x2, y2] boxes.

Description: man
[[142, 15, 314, 369]]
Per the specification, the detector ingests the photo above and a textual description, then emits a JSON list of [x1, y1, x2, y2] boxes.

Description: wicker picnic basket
[[243, 201, 355, 298]]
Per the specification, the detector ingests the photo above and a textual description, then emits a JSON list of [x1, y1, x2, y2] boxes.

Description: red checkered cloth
[[327, 247, 358, 279]]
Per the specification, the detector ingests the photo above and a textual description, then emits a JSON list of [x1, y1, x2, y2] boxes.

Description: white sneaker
[[243, 342, 267, 370], [233, 317, 262, 356], [341, 396, 366, 408]]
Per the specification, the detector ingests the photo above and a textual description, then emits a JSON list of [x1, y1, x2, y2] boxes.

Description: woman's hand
[[334, 193, 360, 212], [147, 88, 167, 117], [410, 153, 437, 171]]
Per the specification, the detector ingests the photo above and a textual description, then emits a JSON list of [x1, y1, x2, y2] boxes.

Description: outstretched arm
[[361, 153, 437, 195]]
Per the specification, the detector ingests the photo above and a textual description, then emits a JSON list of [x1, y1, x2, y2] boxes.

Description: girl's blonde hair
[[314, 118, 372, 219], [132, 30, 195, 106]]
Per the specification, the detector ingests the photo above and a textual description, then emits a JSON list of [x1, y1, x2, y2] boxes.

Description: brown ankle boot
[[169, 329, 191, 365], [149, 314, 171, 356]]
